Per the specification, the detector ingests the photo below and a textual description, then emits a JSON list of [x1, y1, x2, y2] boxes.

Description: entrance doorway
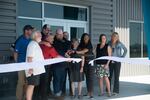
[[43, 18, 88, 41]]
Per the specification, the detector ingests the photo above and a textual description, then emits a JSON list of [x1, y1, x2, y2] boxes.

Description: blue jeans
[[52, 63, 66, 94]]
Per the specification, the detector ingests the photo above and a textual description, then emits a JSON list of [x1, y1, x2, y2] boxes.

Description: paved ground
[[1, 75, 150, 100], [51, 75, 150, 100]]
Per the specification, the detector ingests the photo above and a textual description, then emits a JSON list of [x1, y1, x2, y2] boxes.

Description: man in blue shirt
[[15, 25, 33, 100]]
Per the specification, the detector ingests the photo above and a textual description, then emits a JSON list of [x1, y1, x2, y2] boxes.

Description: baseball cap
[[23, 25, 34, 32]]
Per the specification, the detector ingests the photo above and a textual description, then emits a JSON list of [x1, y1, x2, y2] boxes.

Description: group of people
[[14, 24, 127, 100]]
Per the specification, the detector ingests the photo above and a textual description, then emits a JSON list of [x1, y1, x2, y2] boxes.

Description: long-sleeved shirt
[[108, 41, 127, 57]]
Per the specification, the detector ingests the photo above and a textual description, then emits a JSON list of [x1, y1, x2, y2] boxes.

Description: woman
[[76, 33, 95, 99], [25, 30, 45, 100], [108, 32, 127, 96], [39, 33, 61, 100], [95, 34, 111, 97], [67, 38, 85, 99]]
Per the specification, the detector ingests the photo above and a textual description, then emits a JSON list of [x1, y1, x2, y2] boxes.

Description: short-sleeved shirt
[[40, 44, 59, 59], [25, 41, 45, 77], [15, 35, 31, 62]]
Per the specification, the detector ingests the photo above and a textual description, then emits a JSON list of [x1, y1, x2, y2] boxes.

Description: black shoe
[[89, 96, 94, 100], [78, 95, 82, 99], [71, 95, 76, 99]]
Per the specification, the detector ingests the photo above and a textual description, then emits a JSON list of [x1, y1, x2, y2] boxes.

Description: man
[[53, 29, 71, 97], [62, 32, 72, 96], [63, 31, 69, 40], [41, 24, 51, 41], [15, 25, 33, 100]]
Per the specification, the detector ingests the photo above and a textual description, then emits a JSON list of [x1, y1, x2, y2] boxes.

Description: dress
[[70, 53, 84, 82]]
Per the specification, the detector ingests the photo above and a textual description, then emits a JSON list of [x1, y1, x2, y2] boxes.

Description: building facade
[[0, 0, 149, 98]]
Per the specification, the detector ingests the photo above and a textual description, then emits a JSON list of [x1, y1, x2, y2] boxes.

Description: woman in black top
[[76, 33, 95, 99], [67, 38, 84, 99], [95, 34, 112, 97]]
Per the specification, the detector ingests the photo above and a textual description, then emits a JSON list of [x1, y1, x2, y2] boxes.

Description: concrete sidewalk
[[0, 75, 150, 100], [53, 75, 150, 100]]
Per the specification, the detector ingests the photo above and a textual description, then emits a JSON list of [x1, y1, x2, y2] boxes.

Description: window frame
[[129, 20, 147, 58]]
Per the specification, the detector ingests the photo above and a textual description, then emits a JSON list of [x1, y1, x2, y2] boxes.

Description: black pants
[[62, 63, 72, 95], [109, 62, 121, 93], [84, 62, 94, 94], [38, 66, 53, 100]]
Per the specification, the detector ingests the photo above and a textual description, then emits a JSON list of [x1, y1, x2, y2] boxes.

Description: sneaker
[[89, 96, 94, 100], [98, 93, 104, 96], [107, 92, 112, 97], [78, 95, 82, 99], [71, 95, 76, 99], [55, 91, 62, 97], [61, 93, 66, 96], [112, 92, 118, 96], [83, 94, 89, 98]]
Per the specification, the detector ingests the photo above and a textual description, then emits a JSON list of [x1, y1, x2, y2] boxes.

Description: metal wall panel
[[114, 0, 150, 76], [129, 0, 143, 21], [0, 0, 16, 62]]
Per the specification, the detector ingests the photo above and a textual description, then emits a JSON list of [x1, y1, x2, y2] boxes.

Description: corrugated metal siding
[[114, 0, 150, 76], [129, 0, 143, 21], [0, 0, 16, 62], [90, 0, 113, 46]]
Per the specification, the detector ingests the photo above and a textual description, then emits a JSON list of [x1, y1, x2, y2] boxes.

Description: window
[[44, 3, 64, 19], [143, 29, 148, 57], [44, 3, 87, 21], [17, 0, 42, 36], [64, 6, 87, 21], [18, 0, 42, 18], [17, 19, 42, 36], [129, 22, 148, 58]]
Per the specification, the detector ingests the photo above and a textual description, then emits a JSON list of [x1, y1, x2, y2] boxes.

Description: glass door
[[43, 18, 66, 34], [43, 18, 88, 41], [70, 27, 84, 41], [67, 21, 87, 41]]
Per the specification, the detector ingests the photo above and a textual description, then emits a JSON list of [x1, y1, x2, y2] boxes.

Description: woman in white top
[[25, 30, 45, 100]]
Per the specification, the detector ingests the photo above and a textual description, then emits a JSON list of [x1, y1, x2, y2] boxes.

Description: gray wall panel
[[129, 0, 143, 21], [114, 0, 150, 76], [0, 0, 16, 62]]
